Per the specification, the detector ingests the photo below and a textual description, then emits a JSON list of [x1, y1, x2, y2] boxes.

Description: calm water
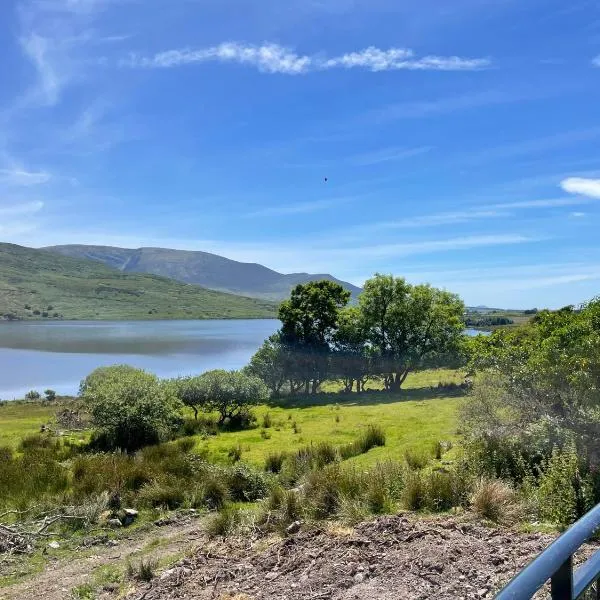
[[0, 320, 279, 400], [0, 321, 487, 400]]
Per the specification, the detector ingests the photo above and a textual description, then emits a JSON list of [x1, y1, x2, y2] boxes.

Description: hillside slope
[[0, 243, 277, 320], [45, 245, 362, 300]]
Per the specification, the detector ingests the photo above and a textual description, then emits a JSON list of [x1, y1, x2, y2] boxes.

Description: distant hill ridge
[[0, 243, 277, 321], [45, 245, 362, 301]]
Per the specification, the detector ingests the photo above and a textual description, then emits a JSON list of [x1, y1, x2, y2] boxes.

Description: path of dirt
[[125, 515, 598, 600], [0, 517, 203, 600]]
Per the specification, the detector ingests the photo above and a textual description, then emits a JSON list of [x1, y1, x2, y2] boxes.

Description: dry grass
[[471, 478, 522, 524]]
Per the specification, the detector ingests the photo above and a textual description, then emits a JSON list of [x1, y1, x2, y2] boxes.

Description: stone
[[286, 520, 303, 535], [354, 573, 365, 584], [48, 541, 60, 549], [107, 518, 123, 528]]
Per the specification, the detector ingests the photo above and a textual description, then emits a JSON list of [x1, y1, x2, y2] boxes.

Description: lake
[[0, 320, 488, 400], [0, 319, 280, 400]]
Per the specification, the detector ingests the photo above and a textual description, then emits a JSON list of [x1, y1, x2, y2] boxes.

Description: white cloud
[[0, 168, 51, 186], [570, 212, 585, 218], [0, 201, 44, 216], [246, 196, 357, 217], [491, 197, 590, 209], [349, 146, 432, 166], [126, 42, 490, 74], [561, 177, 600, 199], [19, 33, 64, 106]]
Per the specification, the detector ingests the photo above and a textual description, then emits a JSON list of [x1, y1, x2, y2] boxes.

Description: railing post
[[551, 555, 573, 599]]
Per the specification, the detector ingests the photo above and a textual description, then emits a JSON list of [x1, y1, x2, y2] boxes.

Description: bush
[[265, 451, 287, 474], [201, 477, 229, 510], [471, 478, 521, 524], [536, 444, 594, 527], [262, 413, 273, 428], [404, 448, 430, 470], [80, 365, 183, 452], [137, 479, 185, 509], [25, 390, 41, 401], [340, 425, 386, 459], [205, 505, 243, 538], [227, 443, 243, 463], [402, 470, 426, 510], [44, 389, 57, 402], [226, 463, 270, 502]]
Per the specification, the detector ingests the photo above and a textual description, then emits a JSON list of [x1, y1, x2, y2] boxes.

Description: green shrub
[[80, 365, 183, 452], [44, 389, 57, 402], [201, 477, 229, 510], [19, 433, 60, 453], [537, 444, 594, 527], [262, 413, 273, 428], [25, 390, 40, 401], [137, 479, 185, 509], [205, 505, 243, 538], [226, 463, 269, 502], [175, 437, 196, 453], [404, 448, 430, 470], [265, 451, 287, 474], [402, 470, 426, 510], [227, 443, 243, 463]]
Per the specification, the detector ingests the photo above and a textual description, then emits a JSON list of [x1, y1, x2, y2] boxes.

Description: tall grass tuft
[[471, 478, 521, 524]]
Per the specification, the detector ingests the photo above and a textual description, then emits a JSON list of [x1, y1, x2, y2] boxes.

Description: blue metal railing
[[497, 504, 600, 599]]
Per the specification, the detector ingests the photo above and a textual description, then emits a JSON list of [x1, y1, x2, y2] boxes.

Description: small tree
[[80, 365, 183, 451], [44, 389, 57, 402], [25, 390, 41, 401], [200, 370, 269, 425], [245, 334, 288, 396], [174, 376, 208, 420]]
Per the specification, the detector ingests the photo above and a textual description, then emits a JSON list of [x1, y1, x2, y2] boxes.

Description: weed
[[471, 478, 521, 524], [404, 448, 430, 470], [262, 413, 273, 429], [228, 443, 243, 463], [127, 557, 158, 582], [265, 451, 287, 474], [205, 505, 243, 538]]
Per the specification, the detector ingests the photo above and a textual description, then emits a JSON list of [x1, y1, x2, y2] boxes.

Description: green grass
[[195, 369, 463, 468], [0, 243, 277, 320], [0, 401, 58, 448]]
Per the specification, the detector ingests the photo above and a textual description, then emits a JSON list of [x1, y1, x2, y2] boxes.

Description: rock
[[48, 541, 60, 549], [107, 540, 119, 547], [122, 508, 139, 527], [160, 568, 178, 581], [107, 518, 123, 528], [354, 573, 365, 584], [286, 520, 303, 535], [477, 587, 490, 597], [265, 571, 278, 580]]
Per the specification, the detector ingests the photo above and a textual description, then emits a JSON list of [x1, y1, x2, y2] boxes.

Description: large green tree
[[331, 306, 372, 392], [278, 280, 351, 394], [244, 334, 288, 396], [359, 274, 465, 391]]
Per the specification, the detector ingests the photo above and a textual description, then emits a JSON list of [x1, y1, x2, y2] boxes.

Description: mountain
[[0, 243, 277, 321], [45, 245, 362, 301]]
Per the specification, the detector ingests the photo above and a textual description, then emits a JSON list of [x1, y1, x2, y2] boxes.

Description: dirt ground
[[0, 518, 202, 600], [2, 513, 597, 600], [124, 514, 595, 600]]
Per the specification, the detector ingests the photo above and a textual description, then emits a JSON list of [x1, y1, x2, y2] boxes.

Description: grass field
[[0, 370, 465, 467], [0, 243, 277, 320]]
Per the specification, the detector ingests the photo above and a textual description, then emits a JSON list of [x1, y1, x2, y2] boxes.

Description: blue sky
[[1, 0, 600, 308]]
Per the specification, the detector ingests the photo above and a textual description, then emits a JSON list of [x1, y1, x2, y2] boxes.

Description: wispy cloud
[[19, 33, 64, 106], [571, 212, 586, 218], [246, 196, 356, 217], [124, 42, 490, 74], [561, 177, 600, 199], [0, 167, 51, 186], [349, 146, 432, 166], [491, 197, 591, 209], [0, 201, 44, 217], [368, 209, 509, 230], [592, 55, 600, 67]]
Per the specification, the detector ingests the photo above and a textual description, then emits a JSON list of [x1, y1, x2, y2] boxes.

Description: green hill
[[0, 243, 278, 321], [45, 244, 362, 301]]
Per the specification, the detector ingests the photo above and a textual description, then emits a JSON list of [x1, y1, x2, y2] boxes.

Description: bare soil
[[125, 514, 597, 600], [0, 517, 202, 600]]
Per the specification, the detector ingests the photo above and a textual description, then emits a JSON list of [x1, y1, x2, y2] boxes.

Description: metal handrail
[[497, 504, 600, 599]]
